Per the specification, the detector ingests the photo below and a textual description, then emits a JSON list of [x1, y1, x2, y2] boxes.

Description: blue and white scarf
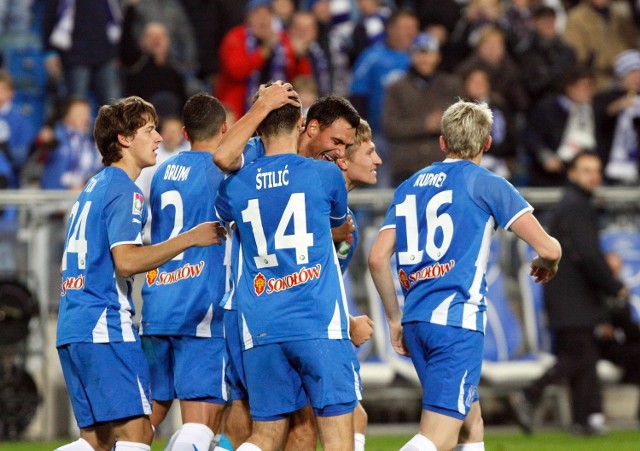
[[245, 28, 288, 113], [606, 95, 640, 183]]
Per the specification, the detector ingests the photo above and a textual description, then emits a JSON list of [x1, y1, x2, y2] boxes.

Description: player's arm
[[112, 222, 227, 278], [213, 81, 299, 172], [368, 227, 409, 356], [509, 212, 562, 284]]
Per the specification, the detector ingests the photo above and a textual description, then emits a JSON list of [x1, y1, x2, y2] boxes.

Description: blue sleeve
[[471, 170, 532, 230], [242, 136, 265, 167], [350, 49, 374, 95], [381, 201, 396, 230], [214, 179, 233, 225], [320, 163, 347, 227], [105, 184, 145, 248]]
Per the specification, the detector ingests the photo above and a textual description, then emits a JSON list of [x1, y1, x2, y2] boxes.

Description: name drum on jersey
[[256, 166, 289, 190], [164, 164, 191, 181], [398, 259, 455, 290], [253, 264, 322, 296], [146, 261, 205, 286]]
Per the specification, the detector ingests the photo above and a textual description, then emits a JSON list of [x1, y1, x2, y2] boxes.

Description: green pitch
[[3, 429, 640, 451]]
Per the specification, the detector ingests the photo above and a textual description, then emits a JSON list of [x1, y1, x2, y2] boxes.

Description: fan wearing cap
[[594, 49, 640, 183], [382, 32, 464, 186]]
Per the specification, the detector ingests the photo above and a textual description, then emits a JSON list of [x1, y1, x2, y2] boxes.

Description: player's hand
[[332, 215, 355, 242], [189, 221, 227, 246], [388, 320, 409, 356], [349, 315, 374, 347], [256, 81, 300, 112], [530, 256, 558, 284]]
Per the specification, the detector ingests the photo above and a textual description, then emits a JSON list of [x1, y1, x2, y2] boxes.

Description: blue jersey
[[381, 160, 532, 333], [57, 167, 147, 346], [215, 153, 349, 348], [141, 151, 227, 337], [335, 207, 358, 274]]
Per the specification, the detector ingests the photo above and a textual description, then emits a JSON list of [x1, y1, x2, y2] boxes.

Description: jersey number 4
[[62, 201, 91, 270], [396, 191, 453, 264], [241, 193, 314, 269]]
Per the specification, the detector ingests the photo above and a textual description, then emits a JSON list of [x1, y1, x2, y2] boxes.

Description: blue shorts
[[58, 342, 152, 429], [223, 309, 248, 401], [141, 335, 228, 403], [403, 322, 482, 420], [243, 339, 359, 421]]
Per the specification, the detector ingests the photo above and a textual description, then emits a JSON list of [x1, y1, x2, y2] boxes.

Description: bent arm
[[112, 222, 226, 278], [509, 212, 562, 283]]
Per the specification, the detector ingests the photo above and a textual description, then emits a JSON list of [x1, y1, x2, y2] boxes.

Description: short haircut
[[385, 8, 418, 31], [440, 100, 493, 160], [250, 82, 301, 137], [561, 65, 594, 90], [182, 93, 226, 142], [567, 150, 600, 171], [305, 95, 360, 131], [94, 96, 158, 166], [345, 119, 372, 160]]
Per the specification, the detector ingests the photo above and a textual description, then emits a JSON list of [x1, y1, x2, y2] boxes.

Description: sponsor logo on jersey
[[146, 261, 205, 286], [133, 192, 144, 216], [405, 260, 455, 286], [254, 272, 266, 295], [398, 269, 410, 290], [254, 264, 322, 295], [61, 274, 85, 296]]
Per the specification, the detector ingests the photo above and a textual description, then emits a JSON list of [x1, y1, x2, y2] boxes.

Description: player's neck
[[262, 134, 298, 156], [111, 158, 142, 182], [190, 137, 221, 155]]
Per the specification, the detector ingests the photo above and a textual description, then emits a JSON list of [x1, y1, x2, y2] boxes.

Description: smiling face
[[342, 139, 382, 189], [302, 117, 356, 161]]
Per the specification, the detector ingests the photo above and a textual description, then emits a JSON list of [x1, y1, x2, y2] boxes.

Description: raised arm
[[509, 212, 562, 284], [213, 81, 299, 172]]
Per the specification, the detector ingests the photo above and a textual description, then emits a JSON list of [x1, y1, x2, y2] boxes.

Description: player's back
[[141, 151, 227, 337], [216, 153, 349, 347], [57, 167, 145, 346], [387, 160, 531, 333]]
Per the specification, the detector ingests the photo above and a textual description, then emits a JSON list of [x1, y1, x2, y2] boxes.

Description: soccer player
[[214, 92, 359, 451], [335, 118, 381, 451], [55, 96, 226, 451], [368, 100, 562, 451], [139, 93, 230, 451]]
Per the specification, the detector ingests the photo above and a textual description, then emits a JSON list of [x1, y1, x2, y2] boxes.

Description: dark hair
[[94, 96, 158, 166], [561, 65, 594, 90], [252, 82, 302, 136], [305, 95, 360, 131], [385, 8, 418, 31], [567, 151, 600, 170], [183, 93, 226, 142]]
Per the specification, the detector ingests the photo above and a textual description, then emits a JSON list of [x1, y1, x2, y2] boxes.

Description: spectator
[[40, 97, 100, 190], [42, 0, 122, 108], [593, 49, 640, 184], [215, 0, 311, 120], [516, 5, 577, 105], [292, 75, 319, 116], [462, 66, 517, 179], [523, 66, 597, 186], [288, 11, 332, 96], [0, 0, 33, 38], [381, 32, 464, 186], [273, 0, 297, 29], [0, 69, 38, 186], [127, 0, 198, 80], [501, 0, 537, 55], [510, 152, 627, 436], [454, 24, 529, 113], [349, 0, 391, 65], [350, 8, 419, 136], [564, 0, 637, 90], [121, 5, 187, 119]]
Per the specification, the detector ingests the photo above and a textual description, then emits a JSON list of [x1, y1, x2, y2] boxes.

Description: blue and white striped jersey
[[57, 167, 147, 346], [381, 159, 532, 333], [140, 151, 227, 338]]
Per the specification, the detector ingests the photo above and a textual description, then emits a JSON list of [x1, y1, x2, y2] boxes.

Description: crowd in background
[[0, 0, 640, 194]]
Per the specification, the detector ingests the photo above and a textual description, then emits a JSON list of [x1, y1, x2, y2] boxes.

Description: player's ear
[[439, 135, 446, 152], [117, 134, 130, 148], [305, 118, 319, 137], [483, 136, 492, 152], [336, 157, 348, 171], [221, 121, 228, 135], [181, 127, 189, 141]]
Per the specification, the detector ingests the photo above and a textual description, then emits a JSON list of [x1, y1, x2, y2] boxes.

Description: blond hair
[[345, 119, 372, 160], [440, 100, 493, 159]]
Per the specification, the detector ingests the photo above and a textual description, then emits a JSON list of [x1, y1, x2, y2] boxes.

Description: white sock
[[164, 430, 180, 451], [399, 434, 437, 451], [236, 443, 262, 451], [171, 423, 215, 451], [454, 442, 485, 451], [114, 442, 151, 451], [212, 447, 231, 451], [354, 432, 366, 451], [55, 438, 94, 451]]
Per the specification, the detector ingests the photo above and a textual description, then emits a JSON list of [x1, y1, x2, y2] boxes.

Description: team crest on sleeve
[[398, 269, 410, 290], [254, 272, 266, 296], [146, 268, 158, 286], [133, 192, 144, 216]]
